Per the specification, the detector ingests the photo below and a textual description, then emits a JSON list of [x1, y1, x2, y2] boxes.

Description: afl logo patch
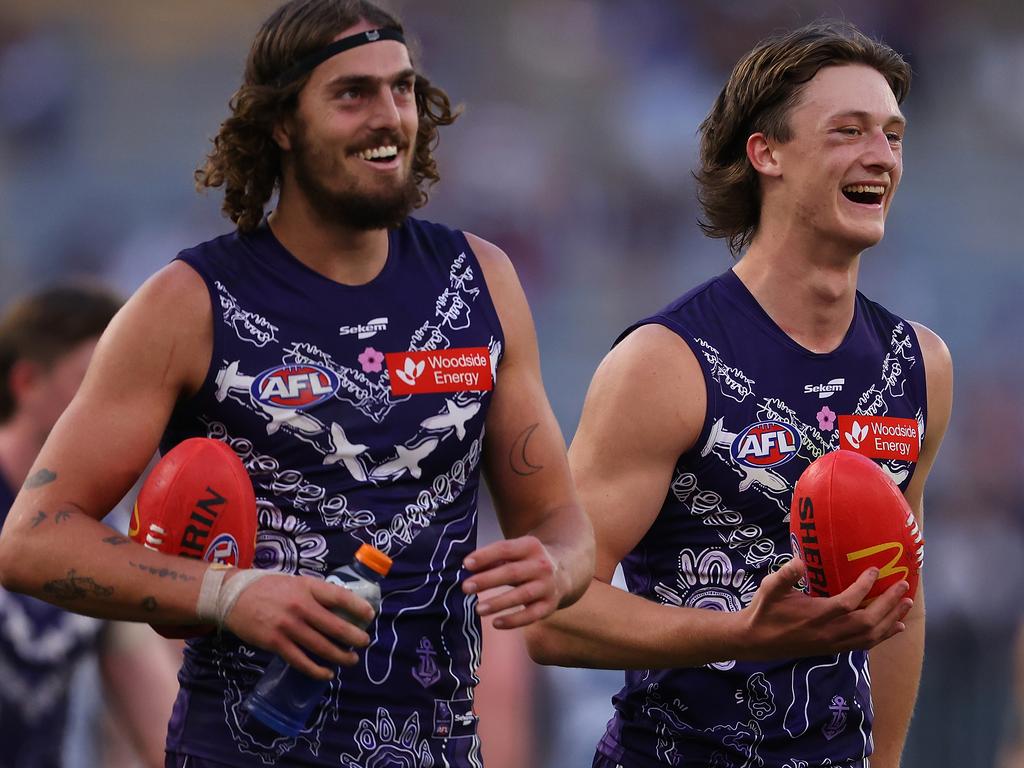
[[251, 364, 339, 409], [204, 533, 240, 566], [730, 420, 801, 468]]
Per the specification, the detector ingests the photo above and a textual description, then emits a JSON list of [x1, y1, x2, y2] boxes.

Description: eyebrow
[[829, 109, 906, 127], [323, 67, 417, 91]]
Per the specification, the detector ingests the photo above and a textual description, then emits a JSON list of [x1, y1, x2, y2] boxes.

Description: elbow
[[523, 622, 569, 666], [0, 530, 33, 594]]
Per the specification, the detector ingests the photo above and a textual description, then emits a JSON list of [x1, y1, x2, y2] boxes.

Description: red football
[[789, 450, 923, 604], [129, 437, 257, 637]]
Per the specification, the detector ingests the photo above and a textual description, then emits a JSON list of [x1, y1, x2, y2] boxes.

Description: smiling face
[[277, 21, 420, 230], [765, 64, 905, 253]]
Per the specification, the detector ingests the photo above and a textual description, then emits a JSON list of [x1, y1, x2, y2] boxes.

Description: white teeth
[[843, 184, 885, 195], [358, 145, 398, 161]]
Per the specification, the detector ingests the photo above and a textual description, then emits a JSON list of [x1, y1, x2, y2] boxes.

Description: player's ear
[[746, 132, 781, 178], [7, 358, 44, 409], [273, 114, 294, 152]]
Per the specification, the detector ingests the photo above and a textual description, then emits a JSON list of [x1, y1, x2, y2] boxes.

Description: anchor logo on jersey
[[412, 636, 442, 688]]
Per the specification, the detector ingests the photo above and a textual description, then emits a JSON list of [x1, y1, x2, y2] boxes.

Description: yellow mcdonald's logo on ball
[[846, 541, 908, 582]]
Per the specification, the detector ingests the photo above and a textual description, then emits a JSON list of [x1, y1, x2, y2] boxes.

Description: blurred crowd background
[[1, 0, 1021, 766]]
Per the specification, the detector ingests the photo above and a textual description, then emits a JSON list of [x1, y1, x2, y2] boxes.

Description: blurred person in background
[[0, 1, 593, 767], [0, 284, 179, 768], [527, 20, 952, 768], [1000, 622, 1024, 768]]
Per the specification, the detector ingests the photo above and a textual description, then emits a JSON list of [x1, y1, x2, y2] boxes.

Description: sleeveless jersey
[[0, 475, 104, 768], [596, 269, 927, 768], [163, 218, 503, 767]]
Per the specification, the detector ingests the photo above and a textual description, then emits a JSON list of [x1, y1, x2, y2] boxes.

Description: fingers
[[463, 537, 534, 576], [310, 579, 375, 628], [464, 537, 560, 629], [464, 556, 553, 596], [831, 567, 881, 611]]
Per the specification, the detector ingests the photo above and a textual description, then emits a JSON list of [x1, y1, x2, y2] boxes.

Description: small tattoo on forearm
[[128, 561, 197, 582], [30, 511, 47, 528], [509, 423, 544, 476], [42, 569, 114, 602], [102, 535, 131, 546], [55, 509, 72, 524], [141, 596, 158, 612], [24, 469, 56, 489]]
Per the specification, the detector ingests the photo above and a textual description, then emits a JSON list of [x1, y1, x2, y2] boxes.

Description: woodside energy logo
[[386, 347, 492, 395]]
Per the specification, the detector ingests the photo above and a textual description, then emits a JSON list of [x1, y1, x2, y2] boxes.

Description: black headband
[[274, 27, 406, 87]]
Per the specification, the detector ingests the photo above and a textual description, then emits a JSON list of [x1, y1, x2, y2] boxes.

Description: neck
[[0, 419, 44, 491], [735, 228, 862, 354], [267, 189, 390, 285]]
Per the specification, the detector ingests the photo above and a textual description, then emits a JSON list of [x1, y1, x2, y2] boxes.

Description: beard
[[290, 127, 420, 231]]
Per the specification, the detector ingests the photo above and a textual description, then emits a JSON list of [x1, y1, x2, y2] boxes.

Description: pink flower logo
[[816, 405, 837, 432], [358, 346, 384, 373]]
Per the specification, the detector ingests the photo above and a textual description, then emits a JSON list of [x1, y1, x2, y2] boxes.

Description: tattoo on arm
[[103, 535, 131, 546], [508, 423, 544, 476], [128, 561, 198, 582], [55, 509, 72, 524], [141, 596, 158, 612], [24, 469, 57, 489], [42, 569, 114, 602], [30, 511, 47, 528]]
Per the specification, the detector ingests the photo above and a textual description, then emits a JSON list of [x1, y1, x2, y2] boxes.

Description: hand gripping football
[[129, 438, 257, 637], [789, 450, 923, 604]]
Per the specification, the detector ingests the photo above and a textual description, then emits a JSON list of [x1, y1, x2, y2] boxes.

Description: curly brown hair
[[695, 20, 911, 257], [196, 0, 459, 233]]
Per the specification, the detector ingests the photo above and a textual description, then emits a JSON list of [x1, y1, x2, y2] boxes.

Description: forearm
[[868, 589, 925, 767], [0, 506, 206, 624], [526, 577, 744, 669]]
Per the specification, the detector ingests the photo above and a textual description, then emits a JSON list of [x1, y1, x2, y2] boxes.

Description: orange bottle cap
[[355, 544, 392, 576]]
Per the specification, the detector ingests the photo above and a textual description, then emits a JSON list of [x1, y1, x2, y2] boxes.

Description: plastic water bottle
[[242, 543, 392, 737]]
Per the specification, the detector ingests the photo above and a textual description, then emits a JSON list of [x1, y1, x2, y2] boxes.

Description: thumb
[[764, 557, 806, 596]]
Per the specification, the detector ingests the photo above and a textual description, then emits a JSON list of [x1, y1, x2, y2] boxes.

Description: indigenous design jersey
[[0, 476, 104, 768], [163, 218, 503, 767], [597, 269, 927, 768]]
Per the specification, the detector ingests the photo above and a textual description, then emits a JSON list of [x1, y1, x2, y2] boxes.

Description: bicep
[[7, 262, 212, 523], [570, 325, 705, 580], [468, 234, 577, 535], [903, 322, 953, 519]]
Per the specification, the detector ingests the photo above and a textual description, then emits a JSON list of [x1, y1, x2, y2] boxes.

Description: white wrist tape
[[196, 565, 270, 630]]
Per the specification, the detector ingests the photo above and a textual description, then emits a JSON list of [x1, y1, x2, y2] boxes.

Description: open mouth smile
[[841, 183, 885, 206]]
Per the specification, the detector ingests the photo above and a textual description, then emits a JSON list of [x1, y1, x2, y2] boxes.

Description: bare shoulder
[[463, 232, 514, 282], [580, 323, 706, 460], [910, 321, 953, 377], [908, 321, 953, 477], [463, 232, 521, 309], [94, 260, 213, 397]]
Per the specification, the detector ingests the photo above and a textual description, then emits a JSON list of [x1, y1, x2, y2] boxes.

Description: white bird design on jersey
[[323, 422, 370, 481], [371, 438, 440, 481], [420, 399, 480, 441], [213, 360, 253, 403]]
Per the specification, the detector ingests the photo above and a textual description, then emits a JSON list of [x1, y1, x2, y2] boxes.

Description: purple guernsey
[[163, 217, 502, 767], [596, 269, 927, 768]]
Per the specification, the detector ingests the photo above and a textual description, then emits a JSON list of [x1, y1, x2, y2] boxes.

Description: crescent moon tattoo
[[509, 423, 544, 476]]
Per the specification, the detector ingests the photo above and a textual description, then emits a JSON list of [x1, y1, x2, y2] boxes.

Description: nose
[[863, 127, 898, 173], [368, 85, 402, 131]]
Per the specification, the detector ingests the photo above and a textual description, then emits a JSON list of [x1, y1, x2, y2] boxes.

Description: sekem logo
[[251, 363, 340, 409], [804, 378, 845, 399], [730, 420, 802, 468]]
